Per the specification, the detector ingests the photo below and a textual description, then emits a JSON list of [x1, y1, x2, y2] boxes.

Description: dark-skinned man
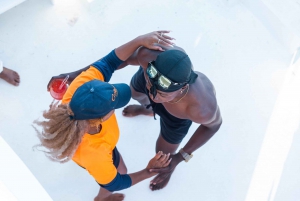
[[120, 42, 222, 190]]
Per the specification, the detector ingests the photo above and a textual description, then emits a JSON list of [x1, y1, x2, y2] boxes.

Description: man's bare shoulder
[[187, 72, 218, 124]]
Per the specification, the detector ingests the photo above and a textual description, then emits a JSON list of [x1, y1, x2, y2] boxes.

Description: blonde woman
[[34, 31, 175, 201]]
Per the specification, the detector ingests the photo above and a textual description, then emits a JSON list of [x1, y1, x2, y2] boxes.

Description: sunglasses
[[146, 62, 186, 89]]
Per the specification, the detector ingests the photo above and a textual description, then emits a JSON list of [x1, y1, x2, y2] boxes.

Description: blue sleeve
[[91, 50, 124, 82], [99, 173, 132, 192]]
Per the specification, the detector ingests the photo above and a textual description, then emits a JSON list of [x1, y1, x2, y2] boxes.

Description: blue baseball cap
[[69, 80, 131, 120]]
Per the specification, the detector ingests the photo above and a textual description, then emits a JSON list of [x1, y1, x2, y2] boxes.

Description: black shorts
[[130, 67, 192, 144], [112, 147, 120, 168]]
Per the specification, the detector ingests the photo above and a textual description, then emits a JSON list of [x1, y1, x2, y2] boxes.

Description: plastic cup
[[49, 79, 68, 100]]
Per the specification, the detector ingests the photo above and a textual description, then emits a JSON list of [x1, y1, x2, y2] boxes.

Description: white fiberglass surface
[[0, 0, 299, 201]]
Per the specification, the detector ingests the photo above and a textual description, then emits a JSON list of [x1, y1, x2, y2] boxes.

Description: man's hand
[[146, 151, 172, 170], [149, 153, 183, 186]]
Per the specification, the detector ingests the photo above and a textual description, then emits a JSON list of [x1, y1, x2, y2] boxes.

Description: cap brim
[[112, 83, 131, 109]]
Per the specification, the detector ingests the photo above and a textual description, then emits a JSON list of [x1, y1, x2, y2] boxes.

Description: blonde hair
[[33, 101, 89, 163]]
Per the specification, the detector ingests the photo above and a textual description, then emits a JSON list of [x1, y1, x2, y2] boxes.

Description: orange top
[[62, 66, 119, 185]]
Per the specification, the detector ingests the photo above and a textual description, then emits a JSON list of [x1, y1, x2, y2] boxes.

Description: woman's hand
[[47, 74, 74, 91], [137, 31, 175, 51], [146, 151, 172, 170]]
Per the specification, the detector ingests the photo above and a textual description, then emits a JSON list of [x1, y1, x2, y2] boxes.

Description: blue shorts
[[130, 67, 192, 144]]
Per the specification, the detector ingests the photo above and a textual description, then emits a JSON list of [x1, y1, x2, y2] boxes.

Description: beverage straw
[[59, 75, 69, 90]]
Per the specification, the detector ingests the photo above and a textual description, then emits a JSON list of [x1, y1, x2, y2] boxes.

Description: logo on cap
[[112, 86, 118, 101]]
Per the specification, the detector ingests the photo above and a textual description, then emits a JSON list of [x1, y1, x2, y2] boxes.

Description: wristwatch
[[179, 148, 193, 162]]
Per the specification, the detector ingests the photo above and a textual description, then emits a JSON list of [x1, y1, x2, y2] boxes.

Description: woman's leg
[[117, 153, 127, 174]]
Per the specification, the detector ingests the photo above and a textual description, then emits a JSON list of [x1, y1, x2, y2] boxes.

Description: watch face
[[184, 154, 191, 162], [179, 149, 193, 162]]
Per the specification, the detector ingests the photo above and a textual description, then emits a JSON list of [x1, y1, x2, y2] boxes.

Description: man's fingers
[[150, 174, 169, 185]]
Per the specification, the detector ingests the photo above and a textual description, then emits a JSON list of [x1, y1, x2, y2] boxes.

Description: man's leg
[[149, 134, 180, 191], [0, 61, 20, 86], [94, 154, 127, 201], [122, 67, 153, 117], [150, 118, 192, 191], [122, 85, 153, 117], [156, 134, 179, 154]]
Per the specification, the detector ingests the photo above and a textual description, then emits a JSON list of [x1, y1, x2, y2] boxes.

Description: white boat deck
[[0, 0, 299, 200]]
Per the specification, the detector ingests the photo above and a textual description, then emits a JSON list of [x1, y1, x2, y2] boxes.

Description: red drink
[[49, 79, 68, 100]]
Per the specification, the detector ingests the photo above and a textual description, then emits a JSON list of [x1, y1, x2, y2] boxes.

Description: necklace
[[168, 85, 189, 104]]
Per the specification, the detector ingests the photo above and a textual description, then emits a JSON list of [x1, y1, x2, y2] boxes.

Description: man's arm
[[150, 105, 222, 173], [181, 105, 222, 159], [182, 106, 222, 156]]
